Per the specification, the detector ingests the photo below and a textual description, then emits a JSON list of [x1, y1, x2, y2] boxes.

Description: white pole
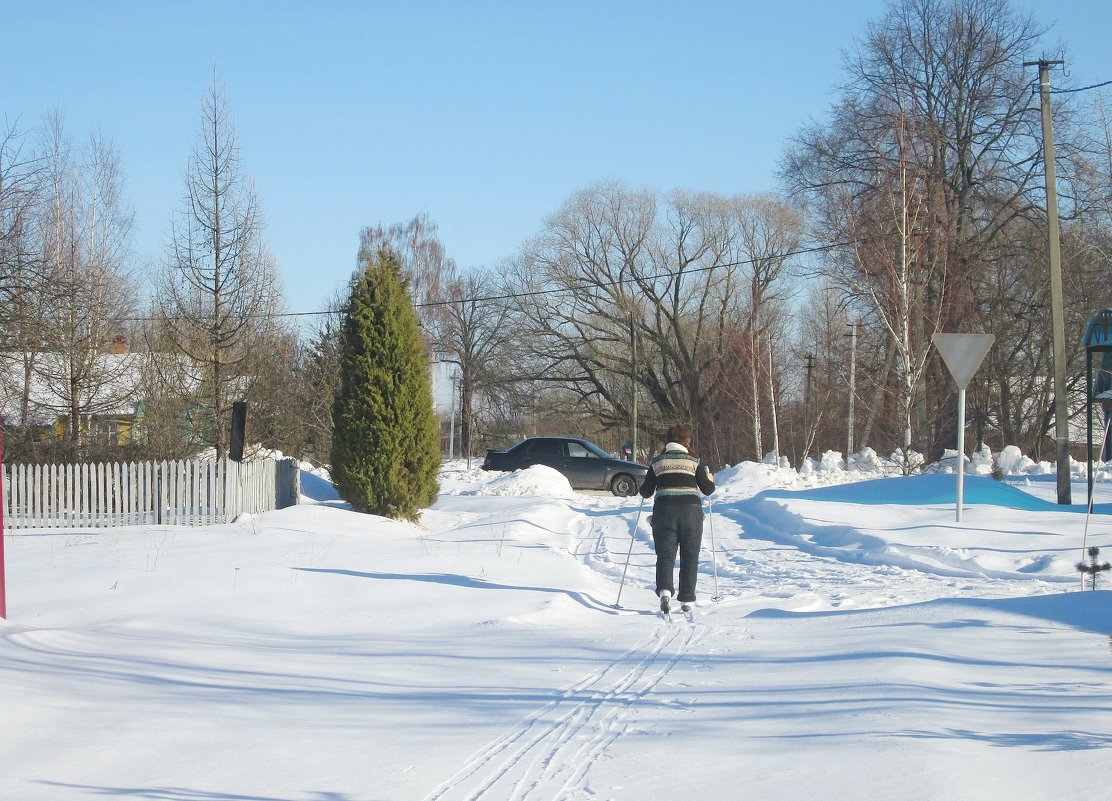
[[847, 321, 856, 461], [448, 373, 457, 461], [956, 387, 966, 522]]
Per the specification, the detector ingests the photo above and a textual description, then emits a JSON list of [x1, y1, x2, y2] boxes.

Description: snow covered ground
[[2, 459, 1111, 801]]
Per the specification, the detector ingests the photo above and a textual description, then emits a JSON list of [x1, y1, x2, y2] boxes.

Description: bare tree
[[155, 75, 285, 458], [0, 114, 140, 458], [35, 118, 138, 453], [285, 289, 346, 466], [783, 0, 1050, 461], [436, 266, 517, 458], [0, 117, 42, 309], [0, 117, 47, 448], [709, 194, 804, 459], [358, 212, 456, 336], [508, 182, 800, 464]]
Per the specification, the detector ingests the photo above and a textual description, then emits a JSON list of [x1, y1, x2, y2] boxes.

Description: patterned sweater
[[638, 442, 715, 505]]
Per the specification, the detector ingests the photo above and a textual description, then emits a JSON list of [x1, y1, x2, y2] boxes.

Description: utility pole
[[846, 321, 857, 462], [1026, 58, 1071, 504], [805, 353, 815, 461], [630, 312, 638, 461]]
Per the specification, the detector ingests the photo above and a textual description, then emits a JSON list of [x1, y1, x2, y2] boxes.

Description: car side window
[[567, 442, 595, 459], [526, 440, 561, 457]]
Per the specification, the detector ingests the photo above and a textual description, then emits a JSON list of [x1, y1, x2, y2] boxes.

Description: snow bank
[[715, 443, 1109, 499], [713, 460, 802, 498], [438, 462, 490, 489], [763, 473, 1065, 512], [461, 464, 576, 498]]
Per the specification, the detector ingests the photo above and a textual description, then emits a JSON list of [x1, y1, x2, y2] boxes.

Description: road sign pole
[[932, 334, 995, 524], [956, 387, 966, 522]]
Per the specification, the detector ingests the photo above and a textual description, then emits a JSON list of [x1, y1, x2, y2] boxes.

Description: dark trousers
[[651, 503, 703, 602]]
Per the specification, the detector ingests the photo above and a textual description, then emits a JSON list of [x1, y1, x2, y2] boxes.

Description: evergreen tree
[[331, 247, 440, 520]]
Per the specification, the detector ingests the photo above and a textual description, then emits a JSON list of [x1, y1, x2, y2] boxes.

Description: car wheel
[[610, 474, 637, 497]]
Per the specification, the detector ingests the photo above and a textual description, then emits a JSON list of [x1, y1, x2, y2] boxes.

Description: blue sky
[[4, 1, 1111, 321]]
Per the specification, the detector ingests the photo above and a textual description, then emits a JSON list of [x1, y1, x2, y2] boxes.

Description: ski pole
[[707, 496, 721, 602], [613, 496, 645, 609]]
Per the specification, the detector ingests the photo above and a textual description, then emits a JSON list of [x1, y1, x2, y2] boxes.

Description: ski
[[659, 609, 695, 625]]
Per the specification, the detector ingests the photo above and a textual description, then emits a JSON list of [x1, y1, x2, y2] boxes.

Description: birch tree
[[0, 114, 140, 458], [38, 119, 137, 451], [358, 212, 456, 337]]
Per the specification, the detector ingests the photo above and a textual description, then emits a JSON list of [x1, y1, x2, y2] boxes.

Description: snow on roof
[[0, 351, 147, 425]]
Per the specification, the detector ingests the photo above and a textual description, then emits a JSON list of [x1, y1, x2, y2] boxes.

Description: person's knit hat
[[666, 424, 691, 445]]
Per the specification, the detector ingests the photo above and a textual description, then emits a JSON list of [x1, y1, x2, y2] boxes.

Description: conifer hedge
[[330, 248, 440, 520]]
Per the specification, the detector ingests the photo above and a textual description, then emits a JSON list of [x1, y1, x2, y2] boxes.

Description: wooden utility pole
[[1027, 59, 1071, 504], [630, 312, 638, 461], [846, 321, 857, 461], [805, 354, 815, 461]]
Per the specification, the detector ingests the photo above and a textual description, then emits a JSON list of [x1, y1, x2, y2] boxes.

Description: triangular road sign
[[932, 333, 995, 389]]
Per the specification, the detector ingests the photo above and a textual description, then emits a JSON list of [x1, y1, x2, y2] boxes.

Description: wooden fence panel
[[2, 457, 300, 529]]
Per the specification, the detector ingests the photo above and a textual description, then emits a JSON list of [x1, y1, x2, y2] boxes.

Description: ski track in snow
[[562, 495, 1065, 612], [424, 621, 705, 801], [426, 480, 1099, 799], [414, 491, 1064, 799]]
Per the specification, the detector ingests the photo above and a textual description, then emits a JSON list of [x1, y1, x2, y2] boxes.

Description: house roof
[[0, 351, 148, 426]]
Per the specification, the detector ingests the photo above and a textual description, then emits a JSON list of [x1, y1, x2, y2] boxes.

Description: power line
[[1051, 78, 1112, 94], [1026, 69, 1112, 96], [119, 236, 866, 325]]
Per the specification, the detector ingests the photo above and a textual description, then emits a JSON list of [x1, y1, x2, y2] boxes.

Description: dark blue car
[[482, 436, 648, 496]]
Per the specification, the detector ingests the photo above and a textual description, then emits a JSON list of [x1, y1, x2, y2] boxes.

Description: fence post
[[284, 458, 300, 508]]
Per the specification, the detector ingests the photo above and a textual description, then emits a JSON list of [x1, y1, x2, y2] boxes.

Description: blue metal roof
[[1083, 308, 1112, 351]]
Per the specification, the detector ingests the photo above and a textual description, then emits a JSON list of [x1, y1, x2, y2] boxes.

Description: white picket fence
[[1, 458, 300, 529]]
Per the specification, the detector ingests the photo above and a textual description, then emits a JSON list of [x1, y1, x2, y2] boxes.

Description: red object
[[0, 416, 6, 619]]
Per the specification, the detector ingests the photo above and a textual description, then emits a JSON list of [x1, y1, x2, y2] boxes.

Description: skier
[[638, 424, 715, 614]]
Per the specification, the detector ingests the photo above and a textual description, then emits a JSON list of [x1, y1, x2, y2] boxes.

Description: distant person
[[638, 424, 715, 613]]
